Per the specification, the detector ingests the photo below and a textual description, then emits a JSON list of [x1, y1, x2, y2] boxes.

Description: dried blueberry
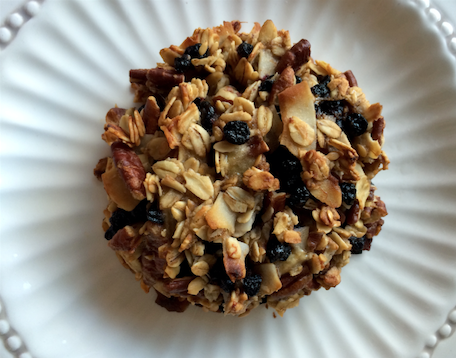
[[349, 236, 365, 254], [336, 118, 344, 130], [243, 274, 262, 297], [237, 42, 254, 58], [206, 145, 216, 168], [288, 185, 311, 208], [219, 277, 236, 293], [104, 226, 117, 241], [268, 146, 301, 175], [340, 182, 357, 206], [295, 75, 302, 84], [344, 113, 368, 138], [267, 236, 292, 262], [204, 242, 223, 256], [194, 98, 217, 134], [311, 75, 331, 98], [259, 78, 274, 92], [146, 209, 164, 224], [268, 146, 302, 192], [316, 100, 347, 119], [174, 54, 193, 73], [210, 260, 235, 293], [131, 200, 148, 223], [109, 208, 133, 231], [184, 43, 209, 59], [223, 120, 250, 145]]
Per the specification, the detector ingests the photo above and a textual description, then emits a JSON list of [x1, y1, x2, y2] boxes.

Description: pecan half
[[371, 116, 385, 144], [164, 277, 195, 294], [271, 265, 312, 299], [346, 199, 360, 225], [344, 70, 358, 87], [365, 218, 385, 238], [111, 141, 146, 200], [247, 135, 270, 157], [108, 225, 141, 253], [146, 68, 185, 89], [106, 107, 126, 125], [268, 66, 296, 105], [307, 232, 324, 252], [130, 68, 185, 91], [129, 69, 148, 84], [276, 39, 311, 74], [154, 290, 190, 312], [93, 157, 108, 181]]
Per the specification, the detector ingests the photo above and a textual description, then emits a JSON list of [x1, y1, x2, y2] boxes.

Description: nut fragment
[[243, 167, 279, 192], [223, 237, 249, 282], [111, 141, 146, 200]]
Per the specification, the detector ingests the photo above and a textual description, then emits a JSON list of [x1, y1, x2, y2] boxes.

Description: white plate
[[1, 0, 456, 357]]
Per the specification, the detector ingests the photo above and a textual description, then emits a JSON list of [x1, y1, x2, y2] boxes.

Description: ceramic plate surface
[[1, 0, 456, 357]]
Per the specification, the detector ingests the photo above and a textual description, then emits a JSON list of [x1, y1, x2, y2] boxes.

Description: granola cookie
[[94, 20, 389, 317]]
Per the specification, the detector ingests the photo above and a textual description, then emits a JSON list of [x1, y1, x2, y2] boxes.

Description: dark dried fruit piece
[[194, 98, 217, 134], [184, 43, 209, 59], [223, 120, 250, 145], [349, 236, 365, 254], [131, 199, 148, 222], [209, 260, 235, 293], [267, 236, 292, 262], [259, 78, 274, 92], [147, 208, 164, 224], [174, 54, 193, 73], [288, 185, 311, 208], [243, 274, 262, 297], [340, 182, 357, 206], [237, 42, 254, 58], [316, 100, 347, 120], [311, 75, 331, 98], [268, 146, 303, 192], [345, 113, 368, 138], [109, 208, 133, 231], [104, 226, 117, 241]]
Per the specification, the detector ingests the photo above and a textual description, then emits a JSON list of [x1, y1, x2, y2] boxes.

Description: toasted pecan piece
[[111, 141, 146, 200], [276, 39, 311, 74]]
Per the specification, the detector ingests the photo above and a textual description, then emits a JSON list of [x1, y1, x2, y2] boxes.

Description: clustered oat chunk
[[94, 20, 389, 317]]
